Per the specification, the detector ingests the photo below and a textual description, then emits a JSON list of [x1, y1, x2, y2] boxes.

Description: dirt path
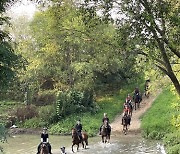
[[111, 90, 161, 135]]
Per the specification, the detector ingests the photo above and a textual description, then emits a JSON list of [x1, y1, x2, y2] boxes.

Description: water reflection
[[1, 134, 166, 154]]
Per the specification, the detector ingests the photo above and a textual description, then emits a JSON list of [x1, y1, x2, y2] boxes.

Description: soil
[[111, 90, 162, 136]]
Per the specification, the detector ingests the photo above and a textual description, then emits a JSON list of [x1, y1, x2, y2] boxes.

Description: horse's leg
[[77, 144, 79, 152], [85, 139, 88, 146], [108, 134, 110, 143], [134, 102, 136, 110], [72, 144, 74, 153], [82, 141, 84, 148], [102, 136, 104, 143]]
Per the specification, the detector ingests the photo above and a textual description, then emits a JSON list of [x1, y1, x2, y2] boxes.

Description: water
[[1, 134, 166, 154]]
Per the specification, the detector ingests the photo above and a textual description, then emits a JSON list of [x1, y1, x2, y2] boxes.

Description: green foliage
[[0, 0, 24, 90], [8, 0, 141, 102], [0, 123, 6, 143], [38, 105, 58, 125], [33, 89, 57, 106], [22, 117, 43, 128], [141, 87, 180, 153], [56, 89, 96, 118], [164, 131, 180, 154], [0, 123, 7, 152]]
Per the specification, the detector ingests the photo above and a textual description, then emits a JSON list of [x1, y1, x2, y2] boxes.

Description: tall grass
[[141, 88, 180, 154]]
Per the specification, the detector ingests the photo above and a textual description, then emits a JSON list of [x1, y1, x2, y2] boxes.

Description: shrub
[[39, 105, 58, 125], [56, 89, 97, 118], [22, 117, 45, 128], [13, 105, 38, 122], [33, 89, 57, 106]]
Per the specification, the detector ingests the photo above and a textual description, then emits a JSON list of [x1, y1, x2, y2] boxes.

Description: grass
[[141, 88, 180, 154]]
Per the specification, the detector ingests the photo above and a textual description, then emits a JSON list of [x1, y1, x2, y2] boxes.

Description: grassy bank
[[141, 88, 180, 154]]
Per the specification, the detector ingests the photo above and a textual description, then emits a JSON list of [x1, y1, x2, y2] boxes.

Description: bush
[[164, 132, 180, 152], [22, 117, 46, 128], [39, 105, 58, 125], [33, 89, 57, 106], [13, 105, 38, 122], [56, 89, 97, 118]]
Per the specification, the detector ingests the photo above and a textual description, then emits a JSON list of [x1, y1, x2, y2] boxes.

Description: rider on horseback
[[37, 127, 52, 154], [122, 105, 131, 125], [125, 94, 132, 103], [99, 113, 111, 135], [124, 94, 133, 110], [75, 120, 83, 141]]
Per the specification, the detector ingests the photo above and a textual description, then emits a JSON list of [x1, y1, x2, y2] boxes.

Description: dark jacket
[[75, 124, 82, 132]]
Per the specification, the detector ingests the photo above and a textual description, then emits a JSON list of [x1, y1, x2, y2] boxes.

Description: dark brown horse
[[122, 114, 129, 135], [101, 120, 111, 143], [40, 143, 49, 154], [133, 92, 142, 110], [71, 128, 88, 153]]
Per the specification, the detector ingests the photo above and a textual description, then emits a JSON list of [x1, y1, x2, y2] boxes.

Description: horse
[[71, 128, 88, 153], [101, 120, 111, 143], [122, 114, 130, 135], [133, 92, 142, 110], [40, 143, 49, 154]]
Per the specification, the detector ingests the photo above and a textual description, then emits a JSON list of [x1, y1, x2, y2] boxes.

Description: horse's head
[[40, 143, 48, 154], [72, 128, 78, 139]]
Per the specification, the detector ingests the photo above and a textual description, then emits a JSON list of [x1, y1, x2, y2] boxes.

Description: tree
[[84, 0, 180, 95], [0, 0, 23, 90]]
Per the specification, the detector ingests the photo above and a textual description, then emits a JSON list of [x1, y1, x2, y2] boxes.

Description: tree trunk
[[157, 40, 180, 96], [168, 72, 180, 96]]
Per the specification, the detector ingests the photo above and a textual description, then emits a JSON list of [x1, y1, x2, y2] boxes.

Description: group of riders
[[37, 86, 147, 153]]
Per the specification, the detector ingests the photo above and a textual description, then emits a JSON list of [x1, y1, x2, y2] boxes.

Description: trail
[[111, 90, 162, 135]]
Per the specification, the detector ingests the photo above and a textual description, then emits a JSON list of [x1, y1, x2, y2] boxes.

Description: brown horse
[[71, 128, 88, 153], [101, 120, 111, 143], [40, 143, 49, 154], [122, 114, 129, 135]]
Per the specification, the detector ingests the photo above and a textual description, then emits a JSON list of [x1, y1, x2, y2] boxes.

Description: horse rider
[[135, 87, 140, 94], [125, 94, 132, 103], [75, 119, 83, 141], [99, 113, 111, 135], [144, 79, 150, 96], [122, 105, 131, 125], [37, 127, 52, 154], [133, 87, 142, 102]]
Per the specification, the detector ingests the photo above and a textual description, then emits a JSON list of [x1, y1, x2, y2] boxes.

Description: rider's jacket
[[75, 124, 82, 132], [41, 133, 49, 142]]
